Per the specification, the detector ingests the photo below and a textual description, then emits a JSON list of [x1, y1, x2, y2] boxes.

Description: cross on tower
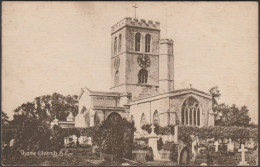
[[132, 4, 138, 18]]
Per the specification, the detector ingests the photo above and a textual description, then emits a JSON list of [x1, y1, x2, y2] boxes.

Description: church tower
[[110, 17, 161, 99]]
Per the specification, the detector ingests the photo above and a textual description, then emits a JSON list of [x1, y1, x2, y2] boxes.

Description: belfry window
[[115, 71, 119, 86], [145, 34, 151, 53], [135, 33, 141, 51], [118, 34, 122, 53], [114, 37, 117, 55], [153, 110, 160, 125], [181, 97, 201, 126], [138, 69, 148, 84]]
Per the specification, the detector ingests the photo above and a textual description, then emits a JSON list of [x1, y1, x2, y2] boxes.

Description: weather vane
[[132, 4, 138, 18]]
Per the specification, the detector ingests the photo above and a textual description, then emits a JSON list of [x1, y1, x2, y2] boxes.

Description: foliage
[[215, 103, 251, 127], [9, 93, 78, 156], [1, 111, 10, 126], [157, 137, 163, 151], [92, 118, 136, 160], [178, 125, 258, 142], [141, 124, 176, 135]]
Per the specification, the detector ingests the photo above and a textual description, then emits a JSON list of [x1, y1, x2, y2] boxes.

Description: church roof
[[130, 87, 212, 104], [78, 87, 122, 100]]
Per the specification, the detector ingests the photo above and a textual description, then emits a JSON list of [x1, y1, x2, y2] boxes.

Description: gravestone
[[238, 144, 248, 166], [214, 141, 220, 152], [191, 139, 199, 161], [87, 137, 92, 145], [227, 139, 234, 152]]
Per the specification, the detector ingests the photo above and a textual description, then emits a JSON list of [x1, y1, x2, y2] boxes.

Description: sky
[[2, 2, 258, 123]]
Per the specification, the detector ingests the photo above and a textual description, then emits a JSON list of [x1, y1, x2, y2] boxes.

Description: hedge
[[141, 124, 258, 142], [178, 125, 258, 141]]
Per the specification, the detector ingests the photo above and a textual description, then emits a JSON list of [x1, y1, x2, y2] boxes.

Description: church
[[52, 17, 215, 134]]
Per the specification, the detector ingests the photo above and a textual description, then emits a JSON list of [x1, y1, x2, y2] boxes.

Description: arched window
[[115, 70, 119, 86], [94, 112, 100, 126], [140, 113, 146, 128], [145, 34, 151, 53], [181, 97, 201, 126], [138, 69, 148, 84], [153, 110, 160, 125], [130, 115, 134, 123], [135, 33, 141, 51], [114, 37, 117, 55], [118, 34, 122, 53]]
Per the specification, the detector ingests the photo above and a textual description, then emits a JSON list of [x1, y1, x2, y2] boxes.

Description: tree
[[209, 86, 221, 117], [215, 103, 251, 127], [10, 93, 78, 155], [1, 111, 10, 126]]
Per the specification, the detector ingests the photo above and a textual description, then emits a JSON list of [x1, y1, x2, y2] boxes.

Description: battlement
[[111, 17, 160, 34], [159, 39, 173, 44]]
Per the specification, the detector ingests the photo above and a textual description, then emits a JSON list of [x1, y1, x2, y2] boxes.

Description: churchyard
[[2, 121, 258, 166]]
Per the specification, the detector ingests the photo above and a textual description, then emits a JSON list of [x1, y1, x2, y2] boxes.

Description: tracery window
[[181, 97, 201, 126], [138, 69, 148, 83], [145, 34, 151, 53], [135, 33, 141, 51]]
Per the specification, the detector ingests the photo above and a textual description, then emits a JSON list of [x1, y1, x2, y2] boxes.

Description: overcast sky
[[2, 2, 258, 123]]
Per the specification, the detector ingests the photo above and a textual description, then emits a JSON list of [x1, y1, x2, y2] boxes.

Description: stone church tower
[[110, 17, 174, 99]]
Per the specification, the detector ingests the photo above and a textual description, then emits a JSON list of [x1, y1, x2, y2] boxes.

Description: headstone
[[9, 139, 14, 147], [192, 140, 199, 161], [214, 141, 220, 152], [200, 163, 207, 166], [238, 144, 248, 166], [227, 140, 235, 152], [87, 137, 92, 145]]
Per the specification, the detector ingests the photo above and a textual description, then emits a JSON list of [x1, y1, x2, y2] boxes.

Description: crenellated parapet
[[111, 17, 160, 34]]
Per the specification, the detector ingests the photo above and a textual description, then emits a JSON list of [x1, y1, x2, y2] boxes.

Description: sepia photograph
[[1, 1, 258, 166]]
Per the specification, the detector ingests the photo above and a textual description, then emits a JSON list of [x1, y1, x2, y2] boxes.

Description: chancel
[[51, 17, 215, 135]]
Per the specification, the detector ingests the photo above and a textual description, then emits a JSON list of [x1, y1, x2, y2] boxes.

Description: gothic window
[[114, 37, 117, 55], [130, 115, 134, 123], [140, 113, 146, 128], [118, 34, 122, 53], [115, 70, 119, 86], [145, 34, 151, 53], [153, 110, 160, 125], [135, 33, 141, 51], [94, 112, 100, 126], [138, 69, 148, 84], [181, 97, 201, 126]]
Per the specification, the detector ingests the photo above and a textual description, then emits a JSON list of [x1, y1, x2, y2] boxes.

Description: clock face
[[137, 54, 151, 68], [114, 56, 120, 70]]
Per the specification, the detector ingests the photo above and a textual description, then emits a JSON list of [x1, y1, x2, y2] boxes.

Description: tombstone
[[87, 137, 92, 145], [214, 141, 220, 152], [227, 140, 235, 152], [192, 140, 199, 161], [200, 163, 207, 166], [238, 144, 248, 166], [9, 139, 14, 147], [245, 138, 255, 149]]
